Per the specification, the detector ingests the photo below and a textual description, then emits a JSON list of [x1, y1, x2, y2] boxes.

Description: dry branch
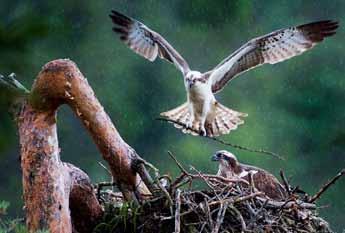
[[308, 169, 345, 203], [157, 117, 284, 160], [280, 169, 292, 196], [174, 189, 182, 233], [168, 151, 249, 188], [212, 202, 228, 233]]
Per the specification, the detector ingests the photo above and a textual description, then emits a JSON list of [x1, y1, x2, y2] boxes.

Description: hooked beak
[[188, 80, 194, 89], [189, 82, 193, 89], [211, 154, 219, 161]]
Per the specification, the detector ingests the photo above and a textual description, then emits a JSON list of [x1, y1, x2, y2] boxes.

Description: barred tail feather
[[160, 103, 198, 136], [206, 103, 247, 137], [160, 102, 247, 137]]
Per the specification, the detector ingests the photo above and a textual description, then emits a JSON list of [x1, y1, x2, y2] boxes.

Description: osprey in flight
[[110, 10, 338, 137], [212, 150, 287, 200]]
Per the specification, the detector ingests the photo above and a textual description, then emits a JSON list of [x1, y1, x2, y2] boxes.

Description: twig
[[175, 189, 181, 233], [135, 162, 160, 194], [229, 204, 246, 233], [209, 136, 284, 160], [167, 151, 189, 175], [170, 173, 188, 192], [204, 198, 214, 229], [171, 175, 191, 191], [234, 192, 264, 203], [96, 181, 117, 200], [159, 174, 172, 185], [155, 175, 173, 208], [97, 161, 112, 175], [168, 151, 248, 186], [205, 175, 249, 185], [212, 202, 228, 233], [98, 161, 114, 191], [135, 157, 173, 205], [199, 222, 207, 233], [208, 192, 264, 206], [190, 166, 220, 193], [308, 169, 345, 203], [0, 73, 30, 94], [291, 185, 305, 195], [280, 170, 291, 196], [256, 197, 316, 209], [255, 198, 269, 215], [136, 157, 160, 174], [248, 172, 255, 193], [277, 198, 296, 212], [157, 117, 284, 160], [0, 73, 30, 116]]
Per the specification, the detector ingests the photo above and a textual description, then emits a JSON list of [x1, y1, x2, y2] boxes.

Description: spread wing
[[110, 10, 190, 75], [209, 20, 339, 93]]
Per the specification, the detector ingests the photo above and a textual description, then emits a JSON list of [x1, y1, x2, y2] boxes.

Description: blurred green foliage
[[0, 0, 344, 231], [0, 200, 27, 233]]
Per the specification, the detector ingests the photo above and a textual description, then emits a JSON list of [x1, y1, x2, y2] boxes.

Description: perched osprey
[[110, 10, 338, 137], [212, 150, 286, 200]]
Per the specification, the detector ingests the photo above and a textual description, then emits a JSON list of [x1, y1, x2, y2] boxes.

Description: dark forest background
[[0, 0, 344, 232]]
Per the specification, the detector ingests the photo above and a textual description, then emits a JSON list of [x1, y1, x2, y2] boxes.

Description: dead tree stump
[[8, 59, 156, 232]]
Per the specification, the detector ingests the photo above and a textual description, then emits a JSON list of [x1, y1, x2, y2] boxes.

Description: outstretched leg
[[199, 103, 210, 136], [186, 103, 194, 129]]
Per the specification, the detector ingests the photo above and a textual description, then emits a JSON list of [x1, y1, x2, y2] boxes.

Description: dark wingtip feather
[[111, 27, 128, 41], [298, 19, 339, 42], [110, 10, 131, 21], [322, 31, 337, 37], [320, 20, 339, 38], [109, 10, 132, 27], [112, 27, 127, 34]]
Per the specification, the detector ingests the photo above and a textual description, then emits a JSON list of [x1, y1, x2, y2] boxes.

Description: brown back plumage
[[241, 165, 287, 200], [213, 151, 287, 200]]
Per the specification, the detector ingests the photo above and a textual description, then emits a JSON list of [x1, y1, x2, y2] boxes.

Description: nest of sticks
[[93, 154, 344, 233]]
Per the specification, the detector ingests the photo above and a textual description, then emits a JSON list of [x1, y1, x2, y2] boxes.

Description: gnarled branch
[[18, 103, 103, 232], [14, 59, 157, 232]]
